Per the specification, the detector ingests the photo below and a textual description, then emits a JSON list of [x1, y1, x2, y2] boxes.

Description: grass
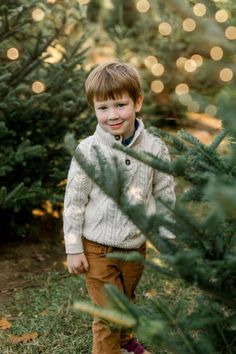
[[0, 244, 198, 354], [0, 270, 92, 354]]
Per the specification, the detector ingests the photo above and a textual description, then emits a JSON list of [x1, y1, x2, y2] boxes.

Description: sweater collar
[[94, 118, 144, 147], [122, 119, 139, 146]]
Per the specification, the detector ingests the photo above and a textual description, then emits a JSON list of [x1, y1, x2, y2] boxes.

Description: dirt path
[[0, 235, 66, 304]]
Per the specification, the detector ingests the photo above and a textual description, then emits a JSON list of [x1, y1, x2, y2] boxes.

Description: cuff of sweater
[[159, 226, 176, 239], [65, 236, 84, 254]]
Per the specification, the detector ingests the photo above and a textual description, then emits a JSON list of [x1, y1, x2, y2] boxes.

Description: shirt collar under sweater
[[94, 118, 144, 147]]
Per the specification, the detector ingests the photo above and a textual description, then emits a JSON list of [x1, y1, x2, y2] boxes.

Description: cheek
[[96, 113, 106, 124], [123, 108, 136, 119]]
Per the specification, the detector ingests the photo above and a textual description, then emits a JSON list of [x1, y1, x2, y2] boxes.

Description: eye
[[97, 106, 107, 111], [117, 103, 126, 108]]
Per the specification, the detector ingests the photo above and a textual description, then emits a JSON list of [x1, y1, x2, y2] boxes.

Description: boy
[[63, 61, 176, 354]]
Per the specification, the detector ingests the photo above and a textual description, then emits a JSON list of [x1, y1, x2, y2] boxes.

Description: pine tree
[[87, 0, 235, 127], [0, 1, 95, 239], [69, 1, 236, 353]]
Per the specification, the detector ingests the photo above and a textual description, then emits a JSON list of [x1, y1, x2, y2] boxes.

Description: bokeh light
[[136, 0, 150, 13], [32, 8, 45, 21], [129, 56, 140, 66], [205, 105, 217, 116], [179, 93, 192, 106], [219, 68, 233, 82], [151, 80, 164, 93], [7, 47, 19, 60], [188, 101, 200, 112], [151, 63, 165, 76], [175, 83, 189, 95], [184, 59, 197, 72], [44, 45, 64, 64], [225, 26, 236, 40], [158, 22, 172, 36], [215, 9, 229, 23], [193, 3, 207, 17], [144, 55, 158, 68], [32, 81, 46, 93], [182, 18, 197, 32], [191, 54, 203, 67], [210, 46, 224, 61], [176, 56, 187, 69]]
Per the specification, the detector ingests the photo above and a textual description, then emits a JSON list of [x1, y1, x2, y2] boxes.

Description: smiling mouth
[[108, 122, 124, 128]]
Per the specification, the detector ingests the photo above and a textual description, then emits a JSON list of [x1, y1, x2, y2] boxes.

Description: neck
[[122, 120, 139, 146], [122, 125, 135, 140]]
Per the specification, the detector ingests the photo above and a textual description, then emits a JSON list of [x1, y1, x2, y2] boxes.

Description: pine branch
[[154, 298, 199, 354], [1, 5, 9, 33], [113, 143, 181, 176], [7, 30, 59, 87], [178, 130, 205, 148], [104, 284, 141, 319], [205, 179, 236, 218], [74, 146, 125, 203], [74, 301, 137, 328], [106, 251, 177, 278], [148, 127, 188, 153], [0, 2, 38, 41], [180, 186, 203, 202], [162, 198, 203, 238], [177, 130, 226, 173], [209, 128, 229, 150]]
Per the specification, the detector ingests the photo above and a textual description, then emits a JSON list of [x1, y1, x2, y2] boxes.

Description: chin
[[109, 128, 124, 135]]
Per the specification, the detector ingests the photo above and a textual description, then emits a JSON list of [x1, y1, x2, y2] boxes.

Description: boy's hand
[[67, 253, 89, 275]]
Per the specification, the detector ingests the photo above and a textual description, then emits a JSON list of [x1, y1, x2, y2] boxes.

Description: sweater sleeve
[[153, 141, 176, 239], [63, 147, 92, 254]]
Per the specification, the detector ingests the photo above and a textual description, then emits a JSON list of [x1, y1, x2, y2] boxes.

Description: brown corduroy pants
[[83, 237, 146, 354]]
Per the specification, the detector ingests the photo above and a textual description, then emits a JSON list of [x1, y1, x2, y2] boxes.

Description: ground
[[0, 237, 65, 305], [0, 220, 93, 353], [0, 220, 194, 354]]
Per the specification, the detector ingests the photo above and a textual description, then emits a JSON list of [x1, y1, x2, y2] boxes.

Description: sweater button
[[115, 135, 120, 140], [125, 159, 131, 165]]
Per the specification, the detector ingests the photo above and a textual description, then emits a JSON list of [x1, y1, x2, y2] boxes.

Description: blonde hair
[[85, 61, 142, 107]]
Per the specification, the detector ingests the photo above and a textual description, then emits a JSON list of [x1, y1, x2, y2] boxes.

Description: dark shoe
[[121, 338, 151, 354]]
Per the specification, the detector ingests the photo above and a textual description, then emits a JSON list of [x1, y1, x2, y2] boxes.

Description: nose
[[107, 108, 119, 120]]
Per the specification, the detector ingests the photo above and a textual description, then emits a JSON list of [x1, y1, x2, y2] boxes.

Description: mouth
[[108, 121, 124, 129]]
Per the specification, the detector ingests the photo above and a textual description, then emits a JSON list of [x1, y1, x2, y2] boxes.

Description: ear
[[135, 94, 144, 113]]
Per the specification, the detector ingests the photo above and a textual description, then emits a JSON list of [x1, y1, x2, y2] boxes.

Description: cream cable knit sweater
[[63, 119, 176, 254]]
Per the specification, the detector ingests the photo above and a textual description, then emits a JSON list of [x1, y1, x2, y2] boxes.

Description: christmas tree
[[0, 0, 95, 239], [86, 0, 235, 128], [69, 1, 236, 352]]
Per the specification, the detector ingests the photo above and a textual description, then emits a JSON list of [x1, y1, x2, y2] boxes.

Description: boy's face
[[93, 93, 143, 139]]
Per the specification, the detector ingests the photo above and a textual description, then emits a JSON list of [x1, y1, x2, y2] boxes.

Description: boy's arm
[[153, 142, 176, 239], [63, 153, 92, 254]]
